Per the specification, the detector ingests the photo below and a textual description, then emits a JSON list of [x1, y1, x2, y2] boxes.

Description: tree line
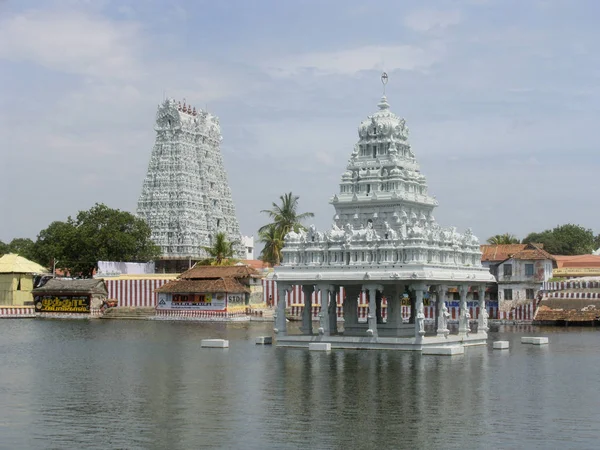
[[0, 203, 161, 277], [487, 224, 600, 255]]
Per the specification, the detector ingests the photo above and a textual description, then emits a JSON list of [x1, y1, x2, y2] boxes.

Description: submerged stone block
[[493, 341, 510, 349], [309, 342, 331, 352], [255, 336, 272, 345], [201, 339, 229, 348], [422, 346, 464, 356]]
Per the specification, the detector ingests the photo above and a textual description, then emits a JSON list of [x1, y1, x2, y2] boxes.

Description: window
[[504, 289, 513, 300], [525, 264, 534, 277], [503, 264, 512, 277], [373, 146, 377, 158], [526, 289, 535, 300]]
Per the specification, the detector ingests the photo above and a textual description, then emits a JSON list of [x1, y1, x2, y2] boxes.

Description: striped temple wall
[[104, 278, 171, 307], [543, 280, 600, 291], [261, 279, 530, 321], [0, 306, 36, 318]]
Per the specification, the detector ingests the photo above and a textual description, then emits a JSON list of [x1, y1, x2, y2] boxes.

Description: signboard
[[157, 293, 227, 311], [34, 296, 90, 313], [227, 294, 244, 304]]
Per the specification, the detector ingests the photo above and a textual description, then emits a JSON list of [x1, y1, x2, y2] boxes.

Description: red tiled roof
[[240, 260, 271, 270], [179, 265, 260, 280], [480, 244, 528, 262], [554, 255, 600, 269], [155, 278, 249, 294], [510, 243, 555, 261]]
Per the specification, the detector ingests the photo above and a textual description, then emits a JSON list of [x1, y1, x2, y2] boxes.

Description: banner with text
[[157, 293, 227, 311], [35, 296, 90, 313]]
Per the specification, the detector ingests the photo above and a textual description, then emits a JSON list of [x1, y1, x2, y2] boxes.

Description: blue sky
[[1, 0, 599, 248]]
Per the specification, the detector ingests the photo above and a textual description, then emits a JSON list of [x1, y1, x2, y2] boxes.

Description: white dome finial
[[381, 72, 388, 95]]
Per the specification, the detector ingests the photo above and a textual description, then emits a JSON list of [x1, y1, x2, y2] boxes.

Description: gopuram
[[273, 74, 495, 351], [137, 99, 244, 271]]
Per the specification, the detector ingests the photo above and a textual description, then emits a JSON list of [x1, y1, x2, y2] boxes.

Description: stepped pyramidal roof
[[137, 99, 243, 259], [276, 74, 493, 284]]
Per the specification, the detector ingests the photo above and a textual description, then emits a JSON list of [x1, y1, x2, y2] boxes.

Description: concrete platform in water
[[276, 333, 487, 351]]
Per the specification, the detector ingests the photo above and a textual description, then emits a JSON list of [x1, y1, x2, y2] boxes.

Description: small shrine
[[273, 74, 495, 350]]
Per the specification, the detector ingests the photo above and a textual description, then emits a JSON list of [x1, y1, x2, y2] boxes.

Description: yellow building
[[0, 254, 48, 306]]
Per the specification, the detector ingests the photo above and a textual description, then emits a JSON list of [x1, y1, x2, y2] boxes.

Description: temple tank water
[[1, 320, 599, 449]]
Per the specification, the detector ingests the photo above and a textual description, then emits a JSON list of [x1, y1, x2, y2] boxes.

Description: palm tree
[[258, 192, 314, 265], [200, 232, 238, 265], [486, 233, 520, 245], [259, 224, 284, 266]]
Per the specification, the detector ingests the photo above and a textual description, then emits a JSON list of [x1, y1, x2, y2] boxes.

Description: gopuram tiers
[[273, 74, 495, 351], [137, 99, 244, 266]]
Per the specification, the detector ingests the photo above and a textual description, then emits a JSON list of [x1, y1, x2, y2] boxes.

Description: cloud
[[0, 10, 142, 79], [264, 43, 446, 77], [404, 9, 461, 32]]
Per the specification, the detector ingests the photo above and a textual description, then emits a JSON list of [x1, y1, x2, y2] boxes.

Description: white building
[[495, 243, 555, 303], [273, 74, 495, 351], [137, 99, 244, 262], [241, 236, 255, 260]]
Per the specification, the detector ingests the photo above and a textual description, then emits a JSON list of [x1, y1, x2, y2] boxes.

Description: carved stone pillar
[[478, 284, 489, 333], [363, 284, 383, 338], [301, 285, 314, 335], [274, 283, 291, 336], [458, 284, 470, 335], [413, 283, 427, 338], [343, 286, 360, 331], [315, 284, 334, 336], [436, 284, 449, 338], [386, 284, 404, 330], [328, 287, 338, 335]]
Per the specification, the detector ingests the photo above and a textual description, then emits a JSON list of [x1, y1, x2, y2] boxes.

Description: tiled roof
[[554, 255, 600, 269], [480, 244, 528, 262], [510, 243, 555, 261], [155, 278, 249, 294], [32, 278, 108, 295], [239, 260, 271, 270], [179, 264, 261, 280]]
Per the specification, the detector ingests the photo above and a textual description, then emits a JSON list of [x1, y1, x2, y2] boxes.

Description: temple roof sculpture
[[275, 74, 493, 284]]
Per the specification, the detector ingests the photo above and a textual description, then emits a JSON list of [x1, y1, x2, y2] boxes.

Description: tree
[[34, 203, 161, 277], [199, 232, 238, 265], [594, 234, 600, 251], [523, 224, 595, 255], [486, 233, 520, 245], [258, 192, 314, 265], [7, 238, 37, 261], [259, 224, 284, 266], [0, 240, 8, 256]]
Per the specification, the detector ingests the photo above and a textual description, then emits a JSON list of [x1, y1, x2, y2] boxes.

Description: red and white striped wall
[[0, 307, 36, 318], [546, 291, 600, 300], [543, 280, 600, 291], [103, 278, 172, 307], [155, 310, 249, 321]]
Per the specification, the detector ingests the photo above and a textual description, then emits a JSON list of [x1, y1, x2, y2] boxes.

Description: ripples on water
[[0, 320, 599, 449]]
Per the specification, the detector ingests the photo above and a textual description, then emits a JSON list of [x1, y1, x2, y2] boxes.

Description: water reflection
[[1, 321, 600, 449]]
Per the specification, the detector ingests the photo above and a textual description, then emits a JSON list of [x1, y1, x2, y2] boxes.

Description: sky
[[1, 0, 600, 250]]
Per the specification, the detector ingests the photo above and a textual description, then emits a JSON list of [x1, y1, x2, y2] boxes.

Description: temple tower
[[137, 99, 243, 265]]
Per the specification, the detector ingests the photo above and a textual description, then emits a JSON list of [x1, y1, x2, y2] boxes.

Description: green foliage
[[0, 239, 9, 256], [258, 224, 284, 266], [595, 234, 600, 251], [5, 238, 37, 261], [199, 231, 238, 265], [522, 224, 595, 255], [258, 192, 314, 266], [34, 203, 161, 277], [486, 233, 520, 245]]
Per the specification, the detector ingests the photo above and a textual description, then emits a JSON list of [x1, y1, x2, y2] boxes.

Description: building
[[241, 236, 255, 260], [155, 265, 263, 320], [32, 278, 108, 316], [552, 254, 600, 279], [0, 253, 47, 306], [137, 98, 245, 272], [273, 74, 495, 351], [536, 277, 600, 325]]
